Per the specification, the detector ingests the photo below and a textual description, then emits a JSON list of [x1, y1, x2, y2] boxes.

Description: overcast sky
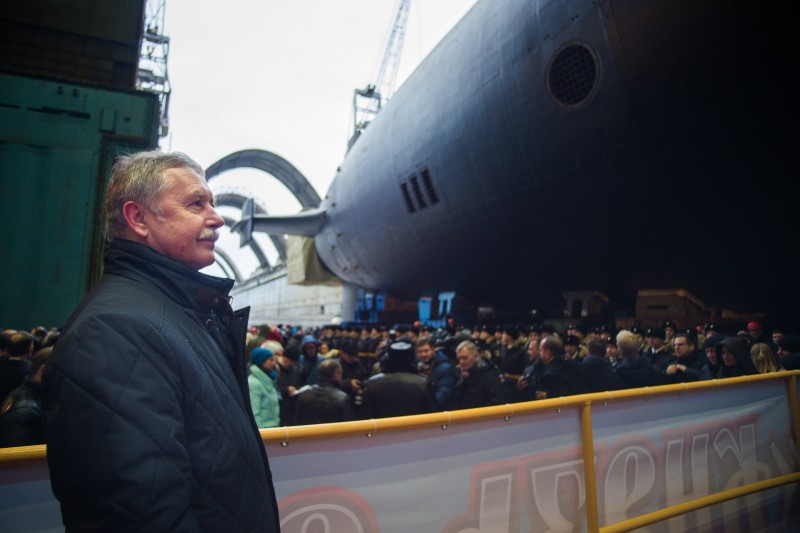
[[162, 0, 478, 276]]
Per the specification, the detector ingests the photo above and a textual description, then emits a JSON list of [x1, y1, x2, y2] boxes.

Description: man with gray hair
[[453, 340, 505, 410], [44, 151, 280, 531], [613, 330, 664, 388]]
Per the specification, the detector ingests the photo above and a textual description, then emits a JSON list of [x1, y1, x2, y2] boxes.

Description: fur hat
[[386, 340, 416, 372]]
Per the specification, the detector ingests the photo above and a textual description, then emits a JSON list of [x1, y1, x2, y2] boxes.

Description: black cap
[[565, 335, 581, 346]]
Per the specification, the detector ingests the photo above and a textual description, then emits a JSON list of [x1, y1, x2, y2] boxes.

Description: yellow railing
[[2, 371, 799, 532], [261, 371, 800, 532]]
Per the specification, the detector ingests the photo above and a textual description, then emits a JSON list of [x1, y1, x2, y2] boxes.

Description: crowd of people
[[224, 318, 800, 429], [2, 318, 798, 446]]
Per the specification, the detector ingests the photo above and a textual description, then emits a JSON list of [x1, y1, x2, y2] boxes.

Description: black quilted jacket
[[43, 239, 280, 532]]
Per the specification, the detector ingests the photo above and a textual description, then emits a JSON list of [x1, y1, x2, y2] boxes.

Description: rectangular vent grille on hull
[[400, 168, 440, 213]]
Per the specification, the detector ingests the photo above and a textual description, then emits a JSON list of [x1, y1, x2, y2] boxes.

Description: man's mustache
[[199, 229, 219, 241]]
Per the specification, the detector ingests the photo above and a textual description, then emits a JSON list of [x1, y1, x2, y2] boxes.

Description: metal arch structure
[[205, 149, 321, 274], [205, 149, 322, 209]]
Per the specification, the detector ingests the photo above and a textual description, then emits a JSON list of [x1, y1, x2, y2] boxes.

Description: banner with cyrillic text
[[270, 380, 799, 532]]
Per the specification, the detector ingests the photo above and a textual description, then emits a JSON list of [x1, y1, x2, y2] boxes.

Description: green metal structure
[[0, 72, 159, 329]]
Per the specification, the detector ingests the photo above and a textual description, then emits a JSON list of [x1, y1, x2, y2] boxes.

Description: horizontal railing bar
[[598, 472, 800, 533], [1, 371, 797, 462]]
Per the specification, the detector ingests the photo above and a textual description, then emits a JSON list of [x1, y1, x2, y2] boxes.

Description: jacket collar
[[104, 239, 235, 317]]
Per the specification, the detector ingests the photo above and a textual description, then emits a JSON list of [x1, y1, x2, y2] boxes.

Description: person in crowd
[[300, 334, 323, 385], [334, 337, 368, 407], [264, 323, 282, 343], [42, 330, 60, 348], [699, 334, 723, 379], [663, 332, 709, 383], [516, 338, 544, 401], [244, 324, 268, 366], [0, 346, 52, 447], [596, 324, 615, 343], [536, 336, 589, 399], [416, 337, 456, 410], [614, 330, 664, 388], [498, 326, 527, 402], [357, 328, 371, 357], [263, 339, 297, 426], [362, 340, 429, 418], [527, 325, 542, 347], [541, 324, 557, 339], [0, 329, 16, 357], [367, 327, 382, 357], [605, 337, 620, 367], [285, 332, 303, 360], [294, 359, 354, 425], [776, 335, 800, 370], [716, 336, 760, 378], [750, 343, 779, 373], [772, 329, 785, 348], [319, 341, 339, 359], [565, 324, 588, 359], [736, 329, 752, 345], [582, 337, 624, 392], [643, 327, 673, 370], [0, 331, 34, 404], [42, 151, 279, 531], [248, 347, 281, 429], [746, 321, 776, 350], [564, 335, 582, 360], [662, 320, 678, 346], [704, 323, 719, 336], [479, 325, 499, 363], [453, 340, 505, 410]]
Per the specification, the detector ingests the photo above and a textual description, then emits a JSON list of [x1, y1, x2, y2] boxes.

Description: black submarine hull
[[310, 0, 795, 319]]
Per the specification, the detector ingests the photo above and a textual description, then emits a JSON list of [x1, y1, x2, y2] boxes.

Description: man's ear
[[122, 201, 150, 239]]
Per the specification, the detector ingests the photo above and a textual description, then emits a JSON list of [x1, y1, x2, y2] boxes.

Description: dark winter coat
[[582, 355, 625, 393], [426, 351, 457, 410], [299, 335, 322, 386], [662, 349, 709, 383], [363, 371, 429, 418], [614, 357, 665, 389], [454, 361, 505, 410], [0, 358, 27, 406], [0, 377, 45, 447], [540, 358, 589, 398], [518, 359, 545, 401], [779, 352, 800, 371], [294, 377, 355, 425], [43, 239, 280, 532]]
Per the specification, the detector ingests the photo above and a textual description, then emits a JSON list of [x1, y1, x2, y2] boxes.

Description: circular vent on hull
[[547, 43, 599, 108]]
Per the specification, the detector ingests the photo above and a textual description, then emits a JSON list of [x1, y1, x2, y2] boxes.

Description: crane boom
[[351, 0, 411, 147]]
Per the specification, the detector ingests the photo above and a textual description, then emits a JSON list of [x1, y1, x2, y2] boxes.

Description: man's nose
[[207, 206, 224, 228]]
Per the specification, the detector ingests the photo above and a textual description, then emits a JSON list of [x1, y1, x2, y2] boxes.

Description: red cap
[[747, 321, 762, 331]]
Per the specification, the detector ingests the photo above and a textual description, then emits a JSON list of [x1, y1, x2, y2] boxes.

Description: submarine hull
[[312, 0, 795, 318]]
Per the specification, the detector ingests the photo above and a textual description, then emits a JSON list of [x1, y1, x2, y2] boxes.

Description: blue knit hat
[[251, 347, 273, 366]]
